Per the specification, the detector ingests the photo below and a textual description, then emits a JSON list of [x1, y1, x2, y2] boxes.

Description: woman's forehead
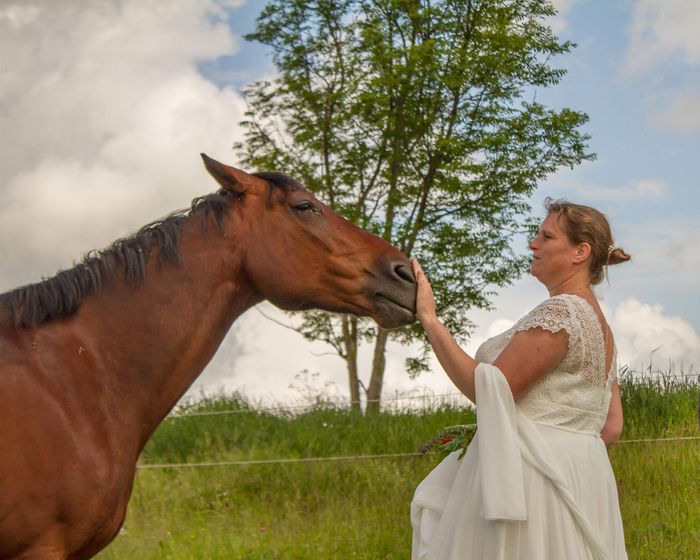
[[541, 212, 563, 231]]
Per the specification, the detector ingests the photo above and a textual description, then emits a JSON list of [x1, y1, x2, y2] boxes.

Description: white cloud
[[624, 0, 700, 76], [464, 296, 700, 381], [542, 172, 669, 205], [648, 85, 700, 133], [462, 294, 700, 377], [630, 179, 667, 199], [189, 285, 700, 407], [0, 0, 268, 403], [617, 217, 700, 284], [622, 0, 700, 133], [0, 0, 247, 290], [583, 178, 669, 202], [2, 1, 698, 409], [463, 317, 516, 357], [189, 304, 372, 405], [547, 0, 582, 35], [611, 298, 700, 372]]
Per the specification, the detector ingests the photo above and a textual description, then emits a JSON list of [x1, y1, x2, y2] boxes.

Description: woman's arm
[[493, 328, 569, 400], [420, 316, 480, 402], [600, 380, 623, 446], [412, 259, 568, 403]]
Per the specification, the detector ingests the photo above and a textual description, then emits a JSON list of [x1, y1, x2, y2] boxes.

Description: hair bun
[[608, 247, 631, 266]]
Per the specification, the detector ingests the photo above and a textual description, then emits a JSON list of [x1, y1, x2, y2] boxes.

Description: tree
[[236, 0, 594, 413]]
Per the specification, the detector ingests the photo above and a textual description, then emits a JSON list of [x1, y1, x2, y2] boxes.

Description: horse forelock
[[251, 171, 305, 192], [251, 171, 310, 207], [0, 190, 236, 329]]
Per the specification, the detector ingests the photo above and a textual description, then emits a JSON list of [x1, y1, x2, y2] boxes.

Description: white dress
[[411, 294, 628, 560]]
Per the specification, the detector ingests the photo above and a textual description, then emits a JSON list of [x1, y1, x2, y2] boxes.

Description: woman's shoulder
[[513, 294, 582, 336]]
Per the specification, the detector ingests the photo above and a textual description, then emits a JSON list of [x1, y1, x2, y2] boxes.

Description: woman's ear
[[573, 242, 592, 264]]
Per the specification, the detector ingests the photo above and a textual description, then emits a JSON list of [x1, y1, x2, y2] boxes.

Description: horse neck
[[75, 215, 261, 448]]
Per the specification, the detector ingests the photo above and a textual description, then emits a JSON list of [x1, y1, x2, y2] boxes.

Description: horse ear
[[201, 153, 250, 194]]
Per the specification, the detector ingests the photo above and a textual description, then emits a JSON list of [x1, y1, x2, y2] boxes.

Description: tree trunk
[[365, 327, 389, 415], [342, 315, 361, 413]]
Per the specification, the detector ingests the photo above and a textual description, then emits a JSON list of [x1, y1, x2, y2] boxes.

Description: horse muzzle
[[368, 259, 417, 328]]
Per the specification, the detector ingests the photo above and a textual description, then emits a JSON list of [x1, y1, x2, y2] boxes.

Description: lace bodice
[[474, 294, 616, 434]]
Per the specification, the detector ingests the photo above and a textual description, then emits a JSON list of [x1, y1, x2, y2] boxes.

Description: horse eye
[[293, 201, 320, 215]]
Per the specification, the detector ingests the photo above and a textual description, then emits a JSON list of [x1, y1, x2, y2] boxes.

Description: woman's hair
[[544, 197, 631, 285]]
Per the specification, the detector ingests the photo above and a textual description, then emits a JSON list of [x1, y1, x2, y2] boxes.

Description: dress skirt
[[411, 364, 628, 560]]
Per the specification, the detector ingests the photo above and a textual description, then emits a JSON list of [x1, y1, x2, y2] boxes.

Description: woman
[[411, 199, 629, 560]]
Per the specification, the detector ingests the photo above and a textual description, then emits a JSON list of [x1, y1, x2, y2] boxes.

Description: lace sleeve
[[513, 297, 576, 337]]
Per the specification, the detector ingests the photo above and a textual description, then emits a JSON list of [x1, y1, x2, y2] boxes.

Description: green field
[[97, 375, 700, 559]]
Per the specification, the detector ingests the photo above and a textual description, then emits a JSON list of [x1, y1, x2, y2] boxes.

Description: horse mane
[[0, 172, 302, 329]]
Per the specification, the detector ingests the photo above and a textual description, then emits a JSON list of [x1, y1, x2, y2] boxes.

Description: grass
[[96, 373, 700, 559], [611, 370, 700, 559]]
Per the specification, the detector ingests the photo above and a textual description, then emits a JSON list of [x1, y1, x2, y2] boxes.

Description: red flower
[[441, 438, 453, 445]]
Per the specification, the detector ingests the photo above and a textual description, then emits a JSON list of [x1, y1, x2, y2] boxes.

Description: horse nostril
[[393, 262, 415, 284]]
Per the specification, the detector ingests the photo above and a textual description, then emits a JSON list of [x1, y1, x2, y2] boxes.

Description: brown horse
[[0, 155, 416, 559]]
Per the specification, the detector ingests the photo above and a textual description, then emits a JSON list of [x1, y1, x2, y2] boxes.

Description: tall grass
[[612, 369, 700, 559], [142, 394, 473, 464], [618, 366, 698, 438], [97, 373, 700, 559]]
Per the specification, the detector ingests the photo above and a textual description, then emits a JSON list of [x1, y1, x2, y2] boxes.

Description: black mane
[[0, 172, 302, 329]]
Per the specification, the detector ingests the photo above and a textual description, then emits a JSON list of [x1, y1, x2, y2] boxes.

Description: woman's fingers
[[411, 258, 428, 289], [411, 257, 423, 278], [412, 258, 429, 285], [411, 258, 437, 322]]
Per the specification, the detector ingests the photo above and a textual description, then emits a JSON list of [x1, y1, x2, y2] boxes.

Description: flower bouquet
[[420, 423, 477, 460]]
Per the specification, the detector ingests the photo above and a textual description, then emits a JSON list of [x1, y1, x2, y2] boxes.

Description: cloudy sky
[[1, 0, 698, 406]]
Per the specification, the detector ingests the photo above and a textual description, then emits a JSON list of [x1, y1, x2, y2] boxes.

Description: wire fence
[[137, 452, 426, 470], [620, 372, 700, 381], [136, 435, 700, 470], [144, 372, 700, 471]]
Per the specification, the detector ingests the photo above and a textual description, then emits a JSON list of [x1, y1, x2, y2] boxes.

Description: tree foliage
[[236, 0, 594, 412]]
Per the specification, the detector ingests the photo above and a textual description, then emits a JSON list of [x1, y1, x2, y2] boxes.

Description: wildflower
[[420, 424, 476, 460]]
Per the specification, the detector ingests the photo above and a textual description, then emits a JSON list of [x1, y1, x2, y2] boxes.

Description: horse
[[0, 155, 416, 559]]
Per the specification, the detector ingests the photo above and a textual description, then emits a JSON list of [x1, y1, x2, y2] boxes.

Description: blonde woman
[[411, 199, 629, 560]]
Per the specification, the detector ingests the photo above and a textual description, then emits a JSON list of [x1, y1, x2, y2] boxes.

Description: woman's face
[[529, 212, 579, 285]]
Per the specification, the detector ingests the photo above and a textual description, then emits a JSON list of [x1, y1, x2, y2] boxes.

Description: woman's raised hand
[[411, 258, 438, 326]]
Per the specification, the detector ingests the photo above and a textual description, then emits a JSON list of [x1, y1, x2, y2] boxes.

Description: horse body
[[0, 157, 416, 559]]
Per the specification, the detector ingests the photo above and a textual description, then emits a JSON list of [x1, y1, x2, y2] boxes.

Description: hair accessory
[[607, 244, 615, 257]]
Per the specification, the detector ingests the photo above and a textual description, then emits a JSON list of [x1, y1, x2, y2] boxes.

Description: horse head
[[202, 154, 416, 328]]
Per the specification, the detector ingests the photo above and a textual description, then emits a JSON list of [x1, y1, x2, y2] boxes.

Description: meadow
[[97, 372, 700, 559]]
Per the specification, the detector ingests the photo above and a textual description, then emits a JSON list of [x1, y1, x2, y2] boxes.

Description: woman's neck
[[547, 271, 592, 298]]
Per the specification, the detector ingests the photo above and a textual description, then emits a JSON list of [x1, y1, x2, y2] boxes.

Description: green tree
[[236, 0, 593, 413]]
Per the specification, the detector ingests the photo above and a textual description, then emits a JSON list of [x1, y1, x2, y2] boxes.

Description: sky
[[1, 0, 698, 407]]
